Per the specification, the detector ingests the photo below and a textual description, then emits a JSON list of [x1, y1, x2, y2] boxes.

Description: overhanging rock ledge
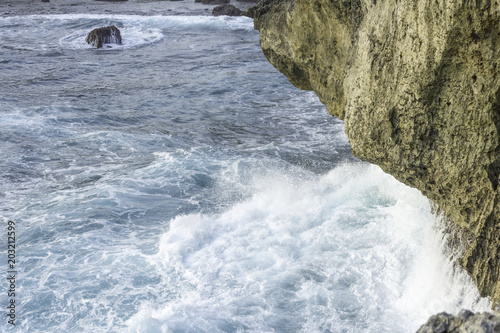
[[250, 0, 500, 305]]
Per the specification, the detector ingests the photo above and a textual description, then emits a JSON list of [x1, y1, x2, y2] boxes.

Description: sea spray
[[127, 163, 490, 332], [0, 12, 490, 333], [395, 208, 490, 327]]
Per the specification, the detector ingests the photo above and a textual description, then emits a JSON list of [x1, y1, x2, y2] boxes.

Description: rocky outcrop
[[195, 0, 230, 4], [85, 25, 122, 49], [417, 310, 500, 332], [212, 4, 242, 16], [251, 0, 500, 305]]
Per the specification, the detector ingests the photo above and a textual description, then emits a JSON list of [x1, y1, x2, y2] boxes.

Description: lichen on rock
[[251, 0, 500, 306]]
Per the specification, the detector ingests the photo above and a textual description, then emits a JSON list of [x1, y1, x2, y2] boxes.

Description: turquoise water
[[0, 12, 489, 332]]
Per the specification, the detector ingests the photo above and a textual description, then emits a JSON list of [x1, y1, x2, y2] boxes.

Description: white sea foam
[[126, 163, 490, 332], [1, 14, 254, 30], [0, 14, 253, 51], [2, 10, 491, 333], [59, 27, 165, 50]]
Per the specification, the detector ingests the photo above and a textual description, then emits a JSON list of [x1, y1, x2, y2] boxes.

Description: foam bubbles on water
[[60, 27, 164, 50], [127, 163, 490, 332], [0, 14, 253, 52], [2, 11, 490, 333]]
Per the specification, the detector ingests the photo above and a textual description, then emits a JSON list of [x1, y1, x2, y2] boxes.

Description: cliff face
[[250, 0, 500, 305]]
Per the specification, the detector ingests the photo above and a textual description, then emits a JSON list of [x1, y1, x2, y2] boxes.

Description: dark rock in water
[[417, 310, 500, 333], [41, 0, 49, 2], [85, 25, 122, 49], [197, 0, 229, 4], [212, 4, 241, 16]]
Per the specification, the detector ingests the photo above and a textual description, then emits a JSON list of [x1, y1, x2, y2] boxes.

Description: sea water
[[0, 11, 491, 333]]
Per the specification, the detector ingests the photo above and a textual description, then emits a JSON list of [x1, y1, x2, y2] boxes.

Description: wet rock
[[418, 310, 500, 333], [212, 4, 241, 16], [85, 25, 122, 49]]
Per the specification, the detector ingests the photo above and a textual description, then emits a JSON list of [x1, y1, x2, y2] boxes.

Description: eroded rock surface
[[251, 0, 500, 305]]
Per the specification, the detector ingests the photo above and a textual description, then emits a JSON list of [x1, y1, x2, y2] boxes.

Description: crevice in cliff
[[487, 146, 500, 193], [389, 107, 402, 145]]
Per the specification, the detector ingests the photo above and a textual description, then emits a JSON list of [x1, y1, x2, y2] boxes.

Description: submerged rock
[[212, 4, 242, 16], [252, 0, 500, 305], [85, 25, 122, 49]]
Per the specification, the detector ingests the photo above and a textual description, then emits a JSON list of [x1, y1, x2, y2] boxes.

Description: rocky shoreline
[[250, 0, 500, 310], [0, 0, 254, 17], [3, 0, 498, 331]]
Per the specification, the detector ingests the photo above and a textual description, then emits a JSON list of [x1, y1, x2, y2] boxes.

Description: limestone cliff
[[249, 0, 500, 305]]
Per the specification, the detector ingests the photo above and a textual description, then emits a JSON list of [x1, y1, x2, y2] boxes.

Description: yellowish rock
[[251, 0, 500, 306]]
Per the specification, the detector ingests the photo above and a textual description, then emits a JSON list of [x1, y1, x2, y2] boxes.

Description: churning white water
[[126, 163, 490, 332], [0, 10, 490, 333]]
